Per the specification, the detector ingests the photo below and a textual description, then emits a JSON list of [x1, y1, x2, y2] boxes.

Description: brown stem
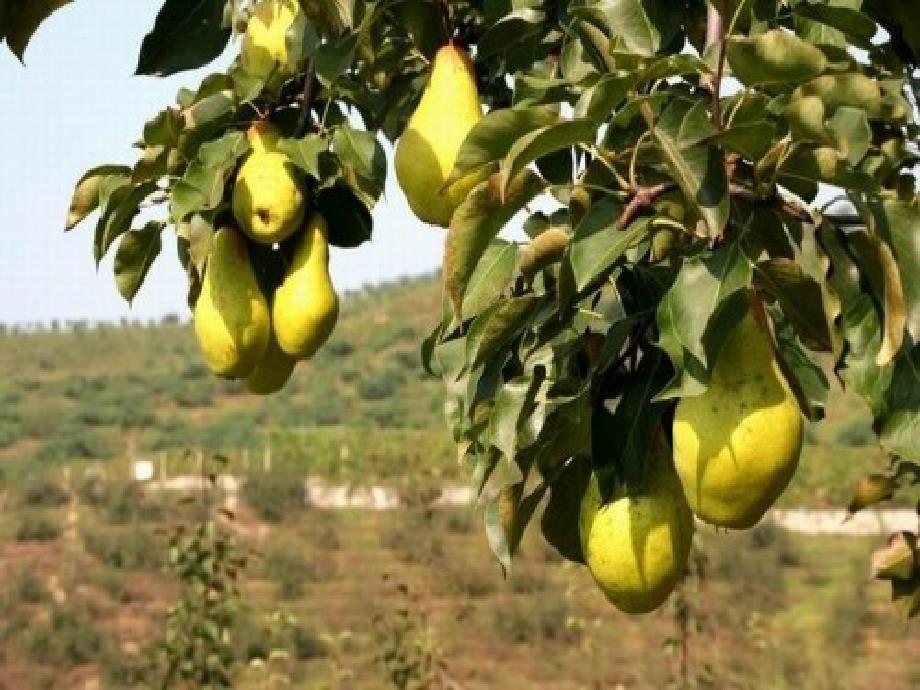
[[616, 182, 677, 229]]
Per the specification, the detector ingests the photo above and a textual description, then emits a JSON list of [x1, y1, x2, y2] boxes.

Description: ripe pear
[[579, 444, 694, 615], [394, 44, 484, 227], [193, 227, 270, 379], [240, 0, 305, 90], [233, 122, 306, 245], [672, 312, 803, 529], [245, 330, 297, 395], [273, 214, 339, 358]]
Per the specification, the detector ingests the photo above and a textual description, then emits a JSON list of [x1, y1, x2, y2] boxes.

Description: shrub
[[242, 473, 304, 523], [326, 338, 355, 357], [83, 526, 163, 570], [15, 513, 61, 542], [357, 367, 406, 401], [13, 570, 48, 604], [27, 605, 102, 667], [172, 379, 214, 408], [21, 477, 69, 507], [835, 423, 875, 447], [262, 542, 330, 599], [35, 427, 118, 462]]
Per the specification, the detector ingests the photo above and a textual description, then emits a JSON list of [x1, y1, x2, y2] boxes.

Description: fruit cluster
[[193, 3, 338, 395], [578, 311, 803, 613]]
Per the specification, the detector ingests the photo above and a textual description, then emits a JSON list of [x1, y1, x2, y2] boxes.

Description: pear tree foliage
[[39, 0, 920, 616]]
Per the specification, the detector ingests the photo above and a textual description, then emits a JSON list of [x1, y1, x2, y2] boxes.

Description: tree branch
[[616, 182, 677, 229]]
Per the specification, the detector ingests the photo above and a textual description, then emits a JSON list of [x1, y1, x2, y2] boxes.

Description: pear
[[240, 0, 305, 90], [579, 440, 694, 615], [273, 213, 339, 358], [233, 122, 306, 245], [672, 312, 803, 529], [394, 44, 484, 227], [245, 329, 297, 395], [193, 227, 270, 379]]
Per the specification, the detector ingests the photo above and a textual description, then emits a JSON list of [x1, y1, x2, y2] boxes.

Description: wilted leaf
[[65, 165, 131, 231], [848, 474, 898, 516]]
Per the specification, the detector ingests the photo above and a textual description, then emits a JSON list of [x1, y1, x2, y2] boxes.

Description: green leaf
[[315, 183, 372, 248], [278, 134, 336, 182], [793, 4, 878, 47], [94, 181, 159, 265], [450, 105, 559, 181], [568, 199, 646, 292], [477, 8, 546, 60], [541, 455, 591, 564], [579, 0, 680, 57], [573, 73, 634, 122], [754, 258, 833, 352], [770, 305, 830, 422], [655, 244, 752, 399], [839, 295, 892, 418], [595, 349, 669, 487], [136, 0, 230, 77], [65, 165, 131, 231], [879, 344, 920, 460], [461, 240, 518, 321], [314, 33, 357, 86], [444, 170, 547, 314], [114, 222, 164, 303], [488, 375, 542, 463], [826, 107, 871, 167], [469, 295, 543, 370], [647, 100, 729, 237], [2, 0, 72, 61], [332, 125, 386, 205], [170, 130, 248, 222], [498, 119, 596, 197]]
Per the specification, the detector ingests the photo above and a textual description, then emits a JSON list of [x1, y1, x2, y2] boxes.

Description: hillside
[[0, 274, 917, 689], [0, 272, 892, 506]]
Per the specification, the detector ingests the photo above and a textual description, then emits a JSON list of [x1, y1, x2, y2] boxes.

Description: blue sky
[[0, 1, 443, 325]]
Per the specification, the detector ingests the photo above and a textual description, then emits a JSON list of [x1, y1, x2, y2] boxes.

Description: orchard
[[4, 0, 919, 632]]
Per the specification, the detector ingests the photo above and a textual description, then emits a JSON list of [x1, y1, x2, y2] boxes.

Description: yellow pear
[[394, 44, 484, 227], [193, 227, 270, 379], [273, 214, 339, 358], [672, 312, 803, 529], [579, 442, 694, 615], [245, 330, 297, 395], [232, 122, 306, 245], [240, 0, 305, 89]]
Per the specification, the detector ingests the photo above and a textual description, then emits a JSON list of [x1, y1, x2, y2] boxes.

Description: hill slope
[[0, 272, 891, 504]]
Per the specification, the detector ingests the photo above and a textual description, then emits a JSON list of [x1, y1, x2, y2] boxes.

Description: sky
[[0, 1, 444, 326]]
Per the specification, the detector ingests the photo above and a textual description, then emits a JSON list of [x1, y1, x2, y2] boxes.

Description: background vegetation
[[0, 276, 916, 688]]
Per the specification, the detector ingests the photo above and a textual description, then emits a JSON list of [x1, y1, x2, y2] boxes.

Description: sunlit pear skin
[[273, 214, 339, 358], [394, 44, 484, 227], [245, 330, 297, 395], [232, 122, 306, 245], [241, 0, 305, 89], [193, 227, 270, 379], [672, 313, 804, 529], [578, 447, 694, 615]]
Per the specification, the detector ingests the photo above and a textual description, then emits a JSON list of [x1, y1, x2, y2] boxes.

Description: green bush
[[835, 423, 875, 447], [13, 570, 48, 604], [325, 338, 355, 357], [83, 526, 163, 570], [357, 367, 406, 401], [172, 379, 214, 408], [21, 477, 69, 507], [16, 513, 62, 542], [35, 426, 119, 462], [242, 473, 304, 523], [27, 604, 103, 668], [262, 541, 330, 599]]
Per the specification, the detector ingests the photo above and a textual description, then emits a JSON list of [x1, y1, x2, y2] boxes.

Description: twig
[[617, 182, 677, 229]]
